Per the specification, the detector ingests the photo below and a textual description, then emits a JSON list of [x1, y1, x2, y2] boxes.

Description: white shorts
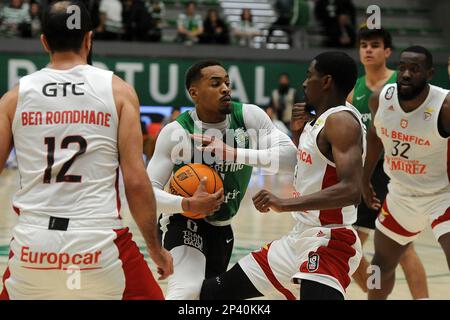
[[376, 189, 450, 246], [238, 223, 362, 299], [0, 214, 164, 300]]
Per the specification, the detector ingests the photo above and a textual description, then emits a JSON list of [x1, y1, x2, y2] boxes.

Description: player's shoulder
[[158, 120, 185, 138], [326, 108, 361, 130], [0, 85, 19, 118], [112, 74, 135, 95], [241, 102, 266, 115], [0, 85, 19, 105], [241, 102, 260, 109], [240, 103, 270, 125], [112, 74, 139, 105]]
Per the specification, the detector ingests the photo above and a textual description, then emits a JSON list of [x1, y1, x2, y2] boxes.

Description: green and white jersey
[[148, 101, 297, 226], [173, 102, 253, 223], [353, 71, 397, 129]]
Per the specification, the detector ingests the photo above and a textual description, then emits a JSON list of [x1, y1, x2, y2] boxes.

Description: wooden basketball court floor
[[0, 168, 449, 300]]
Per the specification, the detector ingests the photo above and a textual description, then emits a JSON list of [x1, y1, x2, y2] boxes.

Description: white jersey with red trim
[[374, 83, 450, 195], [292, 104, 365, 226], [12, 64, 121, 220]]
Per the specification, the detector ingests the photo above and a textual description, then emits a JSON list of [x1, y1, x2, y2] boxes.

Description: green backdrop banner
[[1, 53, 448, 107]]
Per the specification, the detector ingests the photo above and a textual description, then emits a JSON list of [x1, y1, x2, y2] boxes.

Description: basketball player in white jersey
[[363, 46, 450, 299], [0, 1, 172, 299], [148, 60, 297, 300], [200, 52, 365, 300]]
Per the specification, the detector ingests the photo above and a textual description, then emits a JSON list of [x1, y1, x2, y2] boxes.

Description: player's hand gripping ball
[[169, 163, 223, 219]]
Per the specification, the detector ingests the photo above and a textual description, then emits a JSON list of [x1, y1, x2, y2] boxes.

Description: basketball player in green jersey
[[147, 60, 297, 299], [348, 26, 428, 298]]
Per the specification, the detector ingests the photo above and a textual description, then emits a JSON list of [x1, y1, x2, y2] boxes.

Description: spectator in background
[[232, 8, 260, 47], [326, 13, 355, 47], [0, 0, 31, 37], [147, 0, 165, 42], [268, 0, 294, 44], [85, 0, 101, 30], [270, 73, 298, 126], [122, 0, 152, 41], [160, 107, 181, 129], [265, 105, 290, 136], [200, 8, 229, 44], [96, 0, 123, 40], [176, 1, 203, 45], [28, 1, 41, 37], [290, 0, 310, 48], [314, 0, 356, 47]]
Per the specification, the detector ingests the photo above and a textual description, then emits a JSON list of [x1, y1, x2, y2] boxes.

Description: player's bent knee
[[165, 246, 206, 300]]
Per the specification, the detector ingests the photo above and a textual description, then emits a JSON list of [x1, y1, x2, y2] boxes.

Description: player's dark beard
[[397, 79, 427, 101], [219, 105, 232, 114]]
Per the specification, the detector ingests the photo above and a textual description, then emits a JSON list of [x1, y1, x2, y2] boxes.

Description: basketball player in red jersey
[[0, 0, 172, 299], [363, 46, 450, 299]]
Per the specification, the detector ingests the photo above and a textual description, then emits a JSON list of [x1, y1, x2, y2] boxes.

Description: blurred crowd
[[0, 0, 359, 48]]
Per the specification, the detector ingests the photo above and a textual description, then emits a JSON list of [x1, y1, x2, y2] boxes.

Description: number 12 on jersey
[[43, 136, 87, 183]]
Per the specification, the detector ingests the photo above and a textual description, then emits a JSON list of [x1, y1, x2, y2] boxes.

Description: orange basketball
[[169, 163, 223, 219]]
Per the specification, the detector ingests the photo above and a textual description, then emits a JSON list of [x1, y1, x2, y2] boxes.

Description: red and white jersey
[[374, 84, 450, 195], [12, 64, 121, 220], [293, 105, 365, 226]]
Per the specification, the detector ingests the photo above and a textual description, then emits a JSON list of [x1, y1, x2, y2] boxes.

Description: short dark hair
[[357, 26, 392, 49], [314, 51, 358, 97], [186, 1, 196, 8], [171, 106, 181, 113], [42, 0, 92, 53], [185, 60, 223, 90], [402, 46, 433, 69]]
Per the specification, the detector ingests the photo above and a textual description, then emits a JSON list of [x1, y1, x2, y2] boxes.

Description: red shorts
[[238, 223, 362, 299]]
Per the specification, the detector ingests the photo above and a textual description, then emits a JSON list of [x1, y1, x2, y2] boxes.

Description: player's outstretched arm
[[362, 89, 384, 210], [253, 111, 363, 213], [192, 104, 298, 173], [0, 86, 17, 174], [114, 75, 173, 280]]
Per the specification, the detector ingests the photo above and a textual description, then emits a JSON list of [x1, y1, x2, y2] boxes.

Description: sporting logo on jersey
[[313, 119, 324, 129], [20, 246, 102, 271], [385, 86, 395, 100], [298, 149, 312, 164], [316, 230, 326, 237], [400, 119, 408, 129], [424, 108, 434, 121], [224, 189, 241, 203], [42, 82, 85, 97], [307, 253, 320, 272], [182, 230, 203, 251], [187, 219, 198, 233], [234, 127, 249, 148]]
